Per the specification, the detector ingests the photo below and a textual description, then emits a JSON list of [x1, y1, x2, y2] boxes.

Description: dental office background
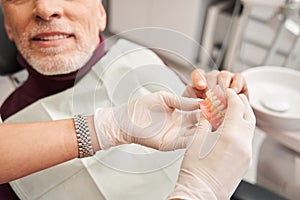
[[1, 0, 300, 200]]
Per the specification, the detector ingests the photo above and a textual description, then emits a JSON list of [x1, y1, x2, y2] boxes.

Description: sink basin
[[242, 66, 300, 131]]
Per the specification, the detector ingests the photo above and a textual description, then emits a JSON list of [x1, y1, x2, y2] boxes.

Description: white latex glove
[[94, 91, 200, 150], [169, 88, 256, 200]]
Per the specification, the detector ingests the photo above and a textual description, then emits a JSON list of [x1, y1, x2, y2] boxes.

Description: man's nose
[[33, 0, 63, 21]]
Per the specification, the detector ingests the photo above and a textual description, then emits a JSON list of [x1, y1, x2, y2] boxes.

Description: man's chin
[[31, 64, 81, 76], [28, 53, 92, 76]]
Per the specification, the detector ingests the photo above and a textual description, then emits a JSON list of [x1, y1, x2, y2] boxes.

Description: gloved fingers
[[160, 91, 199, 111], [191, 69, 207, 90], [166, 116, 211, 151], [182, 85, 206, 99], [169, 134, 195, 150], [197, 115, 212, 133], [238, 94, 256, 124], [186, 117, 212, 153], [159, 125, 197, 150], [238, 94, 256, 146], [181, 110, 200, 126], [224, 88, 244, 119], [230, 73, 248, 98], [217, 70, 234, 90], [182, 85, 197, 98], [205, 70, 219, 89], [179, 97, 201, 111]]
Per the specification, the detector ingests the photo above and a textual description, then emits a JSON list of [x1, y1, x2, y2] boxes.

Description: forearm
[[0, 116, 100, 183]]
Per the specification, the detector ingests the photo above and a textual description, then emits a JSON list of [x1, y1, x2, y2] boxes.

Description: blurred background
[[103, 0, 300, 76], [1, 0, 300, 199]]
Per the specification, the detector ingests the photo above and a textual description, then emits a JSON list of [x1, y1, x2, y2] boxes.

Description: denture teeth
[[217, 104, 225, 111], [211, 109, 219, 116], [214, 113, 222, 120], [206, 91, 213, 98], [212, 99, 221, 107], [199, 85, 227, 131], [204, 99, 211, 106], [211, 95, 217, 101], [211, 116, 222, 125], [39, 35, 68, 41]]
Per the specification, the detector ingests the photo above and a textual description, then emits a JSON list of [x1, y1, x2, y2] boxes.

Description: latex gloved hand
[[183, 69, 249, 99], [169, 88, 256, 200], [94, 91, 199, 151]]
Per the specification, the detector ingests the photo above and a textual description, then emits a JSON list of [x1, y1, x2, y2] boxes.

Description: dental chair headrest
[[0, 8, 22, 75]]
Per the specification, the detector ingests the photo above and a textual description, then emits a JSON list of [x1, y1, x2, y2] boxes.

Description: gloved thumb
[[186, 115, 211, 151], [160, 91, 199, 111], [196, 115, 221, 159], [197, 115, 212, 132]]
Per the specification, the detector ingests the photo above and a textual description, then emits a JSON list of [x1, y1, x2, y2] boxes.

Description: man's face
[[2, 0, 106, 75]]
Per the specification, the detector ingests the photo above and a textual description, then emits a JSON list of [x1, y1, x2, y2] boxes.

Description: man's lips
[[31, 32, 74, 47], [32, 32, 73, 41]]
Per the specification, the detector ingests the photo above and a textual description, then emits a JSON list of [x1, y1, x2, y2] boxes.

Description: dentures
[[199, 85, 227, 131]]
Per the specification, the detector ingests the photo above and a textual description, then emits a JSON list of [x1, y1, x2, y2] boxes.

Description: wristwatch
[[73, 114, 95, 158]]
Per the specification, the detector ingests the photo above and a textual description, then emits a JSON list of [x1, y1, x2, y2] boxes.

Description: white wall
[[107, 0, 218, 67]]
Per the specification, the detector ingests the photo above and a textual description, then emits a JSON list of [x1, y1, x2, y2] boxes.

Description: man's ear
[[4, 20, 14, 41], [98, 2, 107, 32]]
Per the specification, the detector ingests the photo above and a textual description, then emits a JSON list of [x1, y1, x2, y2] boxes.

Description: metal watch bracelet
[[73, 114, 95, 158]]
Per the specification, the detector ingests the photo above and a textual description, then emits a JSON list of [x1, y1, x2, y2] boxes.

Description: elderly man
[[0, 0, 253, 199]]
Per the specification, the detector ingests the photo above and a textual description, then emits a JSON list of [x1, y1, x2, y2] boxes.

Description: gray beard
[[23, 48, 94, 75], [15, 21, 97, 75]]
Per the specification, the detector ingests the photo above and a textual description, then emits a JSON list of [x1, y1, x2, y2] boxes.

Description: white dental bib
[[6, 39, 186, 200]]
